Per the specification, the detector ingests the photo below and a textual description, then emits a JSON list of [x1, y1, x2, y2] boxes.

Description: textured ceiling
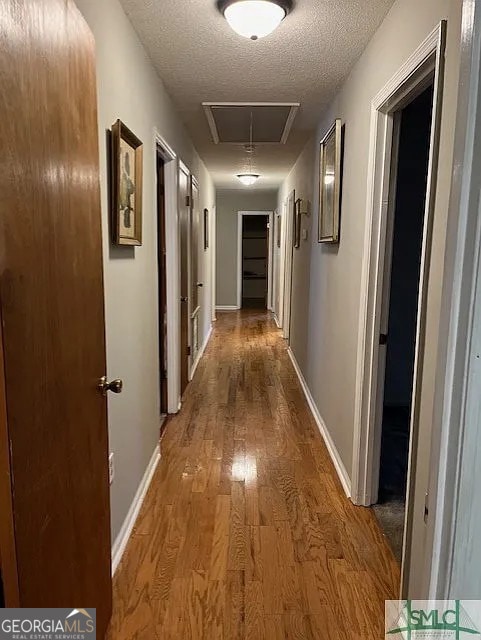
[[118, 0, 395, 189]]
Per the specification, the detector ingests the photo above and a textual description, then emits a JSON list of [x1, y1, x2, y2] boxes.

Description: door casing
[[351, 21, 446, 597], [179, 162, 191, 397], [282, 191, 296, 342], [154, 131, 180, 414]]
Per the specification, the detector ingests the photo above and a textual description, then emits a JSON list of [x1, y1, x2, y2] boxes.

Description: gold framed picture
[[111, 119, 143, 246], [319, 119, 342, 244]]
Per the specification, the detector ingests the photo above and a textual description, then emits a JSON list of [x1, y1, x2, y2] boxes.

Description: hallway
[[107, 311, 399, 639]]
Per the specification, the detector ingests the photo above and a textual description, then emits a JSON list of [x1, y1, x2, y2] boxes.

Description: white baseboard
[[216, 305, 240, 311], [191, 324, 213, 380], [273, 313, 281, 329], [287, 347, 351, 498], [111, 444, 161, 575]]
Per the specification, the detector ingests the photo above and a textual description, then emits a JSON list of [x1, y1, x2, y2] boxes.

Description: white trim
[[216, 305, 240, 311], [428, 1, 481, 598], [283, 192, 295, 341], [281, 105, 300, 144], [178, 158, 191, 177], [190, 324, 213, 380], [288, 347, 351, 498], [154, 130, 181, 415], [352, 22, 446, 505], [278, 201, 287, 328], [202, 102, 300, 145], [154, 129, 176, 163], [350, 21, 446, 598], [267, 211, 274, 311], [111, 443, 161, 575], [211, 205, 217, 324], [237, 211, 273, 310], [273, 313, 281, 329]]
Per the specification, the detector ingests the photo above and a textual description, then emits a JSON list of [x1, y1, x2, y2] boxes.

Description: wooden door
[[191, 178, 201, 315], [179, 167, 190, 395], [156, 152, 168, 414], [0, 0, 112, 635]]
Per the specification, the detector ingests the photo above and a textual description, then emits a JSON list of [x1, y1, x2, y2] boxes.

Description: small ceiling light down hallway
[[237, 173, 260, 186], [218, 0, 292, 40], [237, 111, 261, 186]]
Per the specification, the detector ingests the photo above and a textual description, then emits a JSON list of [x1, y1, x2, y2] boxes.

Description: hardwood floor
[[106, 310, 400, 639]]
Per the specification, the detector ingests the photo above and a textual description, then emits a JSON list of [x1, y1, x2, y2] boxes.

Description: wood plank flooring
[[106, 310, 399, 639]]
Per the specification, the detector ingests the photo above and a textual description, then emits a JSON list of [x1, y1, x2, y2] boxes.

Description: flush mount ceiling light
[[237, 174, 260, 186], [217, 0, 293, 40]]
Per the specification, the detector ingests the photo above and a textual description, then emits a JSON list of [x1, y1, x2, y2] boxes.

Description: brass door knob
[[98, 376, 123, 396]]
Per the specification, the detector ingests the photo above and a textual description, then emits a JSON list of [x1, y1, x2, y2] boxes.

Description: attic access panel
[[203, 102, 299, 145]]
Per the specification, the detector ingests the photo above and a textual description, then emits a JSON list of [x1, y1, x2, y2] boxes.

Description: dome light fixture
[[217, 0, 293, 40], [237, 173, 260, 186]]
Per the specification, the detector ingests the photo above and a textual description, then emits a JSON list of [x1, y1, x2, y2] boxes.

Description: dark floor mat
[[373, 499, 405, 563], [375, 404, 409, 562], [379, 405, 410, 500]]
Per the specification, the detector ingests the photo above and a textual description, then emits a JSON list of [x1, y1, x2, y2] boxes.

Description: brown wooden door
[[179, 167, 190, 396], [0, 0, 112, 635]]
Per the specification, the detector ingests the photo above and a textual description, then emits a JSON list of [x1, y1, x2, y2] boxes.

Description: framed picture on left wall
[[111, 119, 143, 246]]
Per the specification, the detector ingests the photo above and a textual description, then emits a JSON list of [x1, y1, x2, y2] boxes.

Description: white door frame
[[350, 22, 446, 593], [267, 213, 275, 311], [154, 129, 181, 414], [426, 0, 481, 598], [211, 205, 217, 323], [237, 211, 274, 309], [278, 200, 286, 328], [282, 191, 295, 341]]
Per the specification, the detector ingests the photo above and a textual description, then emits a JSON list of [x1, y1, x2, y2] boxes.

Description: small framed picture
[[111, 119, 143, 246], [294, 198, 302, 249], [319, 119, 343, 244], [204, 208, 209, 250], [276, 213, 282, 249]]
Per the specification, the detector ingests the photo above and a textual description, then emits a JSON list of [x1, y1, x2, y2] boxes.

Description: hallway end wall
[[278, 0, 462, 597], [75, 0, 215, 544], [216, 190, 278, 308]]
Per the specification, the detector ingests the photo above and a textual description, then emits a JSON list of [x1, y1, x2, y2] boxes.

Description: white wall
[[216, 189, 278, 308], [277, 140, 316, 368], [75, 0, 214, 542], [278, 0, 462, 597]]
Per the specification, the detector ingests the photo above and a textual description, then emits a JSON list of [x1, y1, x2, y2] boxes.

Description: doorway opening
[[373, 84, 434, 562], [352, 22, 446, 595], [156, 150, 168, 417], [242, 215, 268, 309], [178, 163, 190, 398], [237, 211, 273, 310]]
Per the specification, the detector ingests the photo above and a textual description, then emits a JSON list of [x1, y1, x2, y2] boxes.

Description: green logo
[[386, 601, 481, 639]]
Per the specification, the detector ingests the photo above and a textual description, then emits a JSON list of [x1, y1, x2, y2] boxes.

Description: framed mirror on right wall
[[318, 118, 343, 244]]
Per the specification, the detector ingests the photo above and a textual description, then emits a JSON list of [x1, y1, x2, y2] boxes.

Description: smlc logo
[[386, 601, 481, 639]]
